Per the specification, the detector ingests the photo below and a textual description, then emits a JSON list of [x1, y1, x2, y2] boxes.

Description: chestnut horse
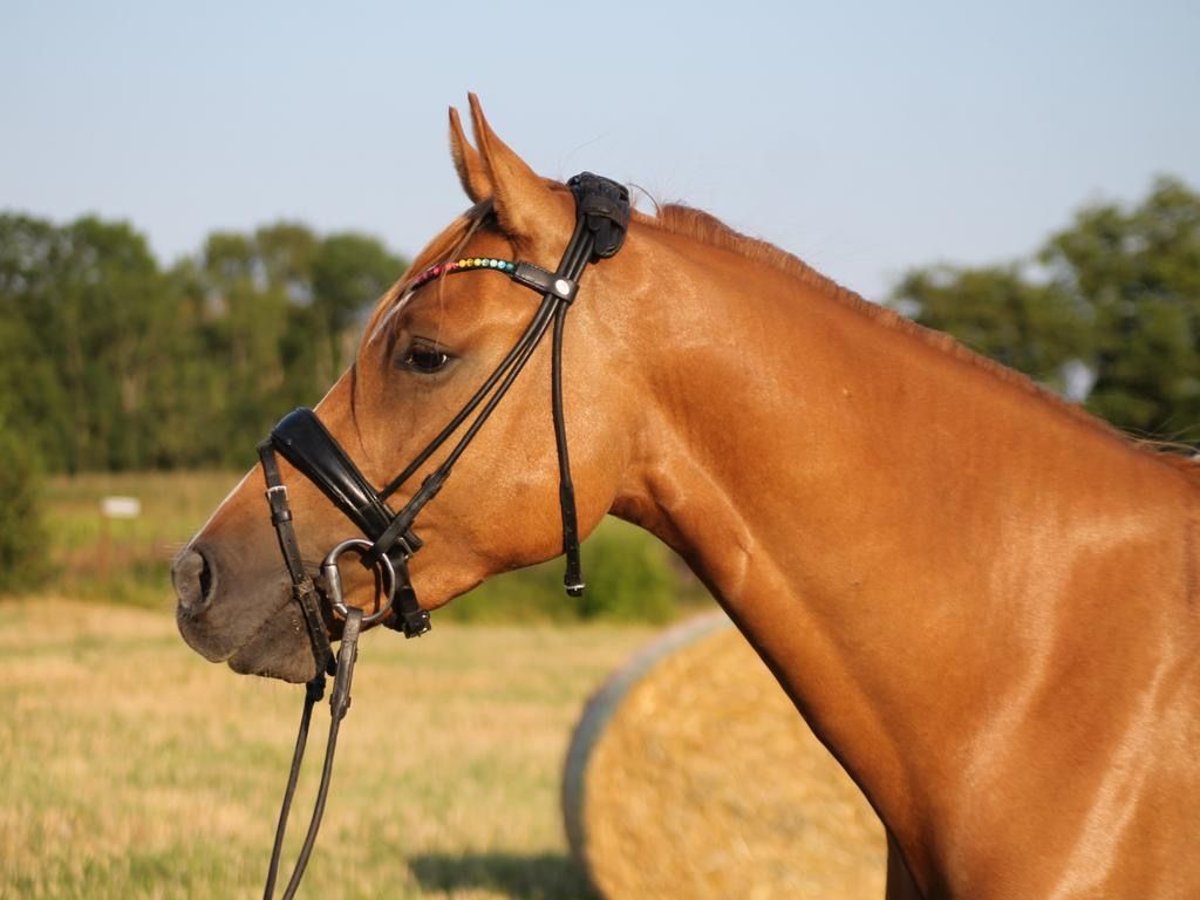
[[174, 97, 1200, 898]]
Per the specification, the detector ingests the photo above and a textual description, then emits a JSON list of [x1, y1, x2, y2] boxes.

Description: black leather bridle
[[255, 172, 631, 899]]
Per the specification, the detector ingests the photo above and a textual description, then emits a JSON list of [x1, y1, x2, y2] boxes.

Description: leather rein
[[254, 173, 631, 898]]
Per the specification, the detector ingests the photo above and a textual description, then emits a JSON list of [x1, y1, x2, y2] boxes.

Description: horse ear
[[449, 105, 492, 203], [467, 93, 569, 248]]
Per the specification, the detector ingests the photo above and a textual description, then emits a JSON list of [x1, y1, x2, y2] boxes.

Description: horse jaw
[[225, 600, 321, 683]]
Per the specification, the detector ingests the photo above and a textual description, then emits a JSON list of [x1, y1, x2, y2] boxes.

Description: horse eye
[[400, 343, 452, 374]]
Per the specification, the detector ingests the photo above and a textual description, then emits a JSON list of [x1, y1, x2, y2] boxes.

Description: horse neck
[[611, 234, 1199, 883]]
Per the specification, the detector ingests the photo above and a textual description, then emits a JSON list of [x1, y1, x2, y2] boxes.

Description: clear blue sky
[[4, 0, 1197, 301]]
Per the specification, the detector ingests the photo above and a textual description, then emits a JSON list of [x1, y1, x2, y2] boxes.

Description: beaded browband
[[408, 256, 580, 304], [409, 257, 516, 288]]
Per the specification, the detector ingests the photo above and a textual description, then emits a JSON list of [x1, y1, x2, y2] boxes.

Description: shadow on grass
[[408, 852, 598, 900]]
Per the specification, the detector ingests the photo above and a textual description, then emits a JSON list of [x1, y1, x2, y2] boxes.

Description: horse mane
[[635, 202, 1200, 483], [634, 201, 1075, 396], [634, 204, 861, 305]]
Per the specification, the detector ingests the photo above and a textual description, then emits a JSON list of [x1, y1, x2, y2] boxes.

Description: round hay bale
[[563, 612, 886, 898]]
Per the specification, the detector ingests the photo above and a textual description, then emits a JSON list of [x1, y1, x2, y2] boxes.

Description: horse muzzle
[[172, 538, 312, 677]]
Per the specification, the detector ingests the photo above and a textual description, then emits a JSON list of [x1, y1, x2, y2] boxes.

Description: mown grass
[[0, 598, 657, 898]]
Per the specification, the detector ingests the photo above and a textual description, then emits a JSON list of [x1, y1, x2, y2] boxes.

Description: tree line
[[1, 174, 1197, 481], [0, 215, 407, 473]]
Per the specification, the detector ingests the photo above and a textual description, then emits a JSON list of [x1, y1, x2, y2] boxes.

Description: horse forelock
[[364, 199, 497, 345]]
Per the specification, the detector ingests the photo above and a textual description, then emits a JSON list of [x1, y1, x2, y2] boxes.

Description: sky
[[3, 0, 1198, 302]]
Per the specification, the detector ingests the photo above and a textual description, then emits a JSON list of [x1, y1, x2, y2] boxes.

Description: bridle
[[254, 172, 631, 898]]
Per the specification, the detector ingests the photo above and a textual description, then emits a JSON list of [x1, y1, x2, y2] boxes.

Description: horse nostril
[[173, 547, 216, 612]]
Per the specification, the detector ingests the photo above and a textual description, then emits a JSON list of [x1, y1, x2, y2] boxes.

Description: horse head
[[172, 96, 656, 683]]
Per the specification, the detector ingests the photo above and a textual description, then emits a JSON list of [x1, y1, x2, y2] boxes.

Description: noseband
[[254, 173, 631, 898]]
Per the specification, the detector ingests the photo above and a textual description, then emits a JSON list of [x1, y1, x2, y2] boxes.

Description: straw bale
[[563, 613, 885, 898]]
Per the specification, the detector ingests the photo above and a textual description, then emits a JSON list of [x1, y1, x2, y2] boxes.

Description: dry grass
[[0, 598, 654, 898], [570, 618, 886, 898]]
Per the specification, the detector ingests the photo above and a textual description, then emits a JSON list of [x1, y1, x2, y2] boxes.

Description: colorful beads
[[408, 256, 517, 292]]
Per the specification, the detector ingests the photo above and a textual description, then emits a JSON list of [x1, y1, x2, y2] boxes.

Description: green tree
[[891, 177, 1200, 441], [892, 264, 1089, 395], [0, 212, 409, 472], [0, 214, 77, 470], [0, 213, 174, 471], [311, 232, 406, 382], [197, 230, 293, 456], [0, 409, 46, 593], [186, 224, 406, 461], [1040, 177, 1200, 438]]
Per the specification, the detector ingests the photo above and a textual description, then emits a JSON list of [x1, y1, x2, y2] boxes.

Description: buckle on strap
[[385, 558, 431, 639], [264, 484, 293, 524]]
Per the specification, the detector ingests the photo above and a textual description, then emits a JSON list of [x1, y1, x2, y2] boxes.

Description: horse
[[173, 95, 1200, 898]]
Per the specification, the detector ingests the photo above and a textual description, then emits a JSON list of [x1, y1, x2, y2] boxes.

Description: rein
[[254, 173, 631, 898]]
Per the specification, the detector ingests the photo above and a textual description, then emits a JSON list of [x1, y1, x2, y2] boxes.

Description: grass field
[[0, 597, 656, 898], [3, 470, 682, 897]]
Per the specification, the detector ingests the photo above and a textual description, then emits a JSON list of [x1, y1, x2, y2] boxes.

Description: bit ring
[[319, 538, 396, 625]]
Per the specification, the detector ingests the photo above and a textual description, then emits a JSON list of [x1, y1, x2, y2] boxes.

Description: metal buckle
[[319, 538, 397, 625]]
